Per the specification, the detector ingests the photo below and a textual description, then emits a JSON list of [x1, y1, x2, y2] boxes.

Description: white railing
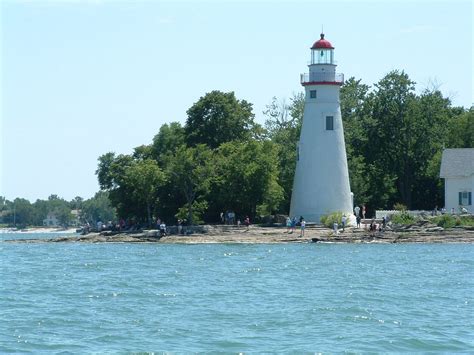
[[375, 210, 433, 219], [301, 72, 344, 85]]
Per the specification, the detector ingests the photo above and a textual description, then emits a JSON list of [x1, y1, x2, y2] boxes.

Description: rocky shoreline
[[3, 223, 474, 244]]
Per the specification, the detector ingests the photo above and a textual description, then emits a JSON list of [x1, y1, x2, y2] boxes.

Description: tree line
[[3, 70, 472, 228], [0, 192, 116, 228], [96, 70, 472, 225]]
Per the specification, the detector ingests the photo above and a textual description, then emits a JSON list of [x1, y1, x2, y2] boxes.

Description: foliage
[[81, 191, 116, 224], [432, 214, 457, 228], [175, 200, 208, 225], [393, 203, 407, 211], [209, 140, 283, 220], [89, 71, 469, 226], [445, 108, 474, 148], [124, 159, 166, 226], [0, 195, 79, 227], [164, 144, 214, 225], [96, 153, 165, 225], [432, 215, 474, 228], [390, 212, 416, 225], [320, 211, 343, 229], [263, 93, 304, 212], [185, 90, 256, 148], [151, 122, 186, 163]]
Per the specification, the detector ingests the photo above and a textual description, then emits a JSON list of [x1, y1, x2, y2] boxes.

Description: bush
[[393, 203, 407, 211], [432, 214, 474, 228], [390, 212, 415, 225], [432, 214, 456, 228], [320, 211, 343, 229]]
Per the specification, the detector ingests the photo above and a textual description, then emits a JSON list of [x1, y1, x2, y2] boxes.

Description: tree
[[185, 91, 255, 148], [263, 93, 304, 213], [124, 159, 166, 227], [81, 191, 116, 225], [69, 196, 84, 210], [211, 140, 283, 219], [96, 153, 165, 226], [164, 144, 214, 225], [11, 198, 34, 227], [446, 107, 474, 148], [152, 122, 186, 162], [340, 77, 372, 207]]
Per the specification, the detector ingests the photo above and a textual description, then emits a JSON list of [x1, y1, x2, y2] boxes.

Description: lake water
[[1, 233, 473, 352]]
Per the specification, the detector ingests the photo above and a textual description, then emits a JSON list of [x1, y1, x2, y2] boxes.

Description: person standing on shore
[[354, 205, 360, 217], [300, 218, 306, 237], [244, 216, 250, 230], [286, 217, 291, 233], [362, 205, 366, 220], [341, 214, 347, 232]]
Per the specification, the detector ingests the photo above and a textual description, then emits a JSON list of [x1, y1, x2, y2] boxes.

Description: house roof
[[440, 148, 474, 178]]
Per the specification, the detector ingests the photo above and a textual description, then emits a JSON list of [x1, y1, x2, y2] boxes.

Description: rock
[[145, 230, 160, 237], [425, 226, 444, 232]]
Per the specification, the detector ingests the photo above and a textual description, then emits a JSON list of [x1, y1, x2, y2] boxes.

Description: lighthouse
[[289, 33, 353, 223]]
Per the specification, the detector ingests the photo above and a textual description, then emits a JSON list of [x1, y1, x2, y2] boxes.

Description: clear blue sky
[[1, 0, 472, 202]]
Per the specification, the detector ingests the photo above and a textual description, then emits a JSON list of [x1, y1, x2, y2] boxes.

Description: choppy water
[[1, 233, 473, 352]]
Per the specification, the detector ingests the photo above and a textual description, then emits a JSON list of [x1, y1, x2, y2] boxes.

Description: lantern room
[[310, 33, 334, 65]]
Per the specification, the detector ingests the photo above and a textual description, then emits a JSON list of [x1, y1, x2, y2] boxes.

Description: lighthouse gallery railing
[[300, 72, 344, 85]]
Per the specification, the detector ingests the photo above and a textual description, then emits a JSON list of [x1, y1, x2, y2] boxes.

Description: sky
[[1, 0, 472, 202]]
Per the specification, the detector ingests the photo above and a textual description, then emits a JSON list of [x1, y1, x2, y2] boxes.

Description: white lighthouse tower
[[289, 33, 353, 223]]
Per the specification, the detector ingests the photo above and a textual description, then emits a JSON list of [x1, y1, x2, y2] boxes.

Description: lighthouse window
[[326, 116, 334, 130], [310, 90, 317, 99]]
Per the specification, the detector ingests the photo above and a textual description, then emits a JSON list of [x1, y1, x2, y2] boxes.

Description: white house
[[440, 148, 474, 213], [43, 212, 59, 226]]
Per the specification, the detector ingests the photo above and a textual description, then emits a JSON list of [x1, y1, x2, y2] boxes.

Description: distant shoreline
[[0, 227, 78, 234], [3, 225, 474, 244]]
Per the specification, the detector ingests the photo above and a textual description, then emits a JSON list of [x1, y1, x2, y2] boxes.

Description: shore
[[3, 224, 474, 244], [0, 227, 78, 234]]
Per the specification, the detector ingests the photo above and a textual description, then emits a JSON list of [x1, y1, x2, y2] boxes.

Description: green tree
[[164, 144, 214, 225], [446, 107, 474, 148], [11, 198, 34, 227], [185, 91, 255, 148], [340, 77, 372, 206], [124, 159, 166, 227], [152, 122, 186, 162], [97, 153, 165, 226], [81, 191, 117, 225], [263, 93, 304, 212], [69, 196, 84, 210], [212, 140, 283, 219]]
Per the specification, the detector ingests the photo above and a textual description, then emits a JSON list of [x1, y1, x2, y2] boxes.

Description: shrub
[[390, 212, 415, 225], [320, 211, 343, 229], [393, 203, 407, 211], [433, 214, 474, 228], [459, 215, 474, 226], [432, 214, 456, 228]]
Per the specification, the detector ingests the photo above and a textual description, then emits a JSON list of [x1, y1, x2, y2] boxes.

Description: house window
[[459, 191, 472, 205], [310, 90, 317, 99], [326, 116, 334, 130]]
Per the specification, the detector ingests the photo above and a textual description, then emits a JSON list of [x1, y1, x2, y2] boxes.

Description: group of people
[[219, 212, 251, 230], [286, 216, 306, 237]]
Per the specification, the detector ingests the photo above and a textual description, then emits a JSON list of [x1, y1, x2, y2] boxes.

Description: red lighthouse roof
[[311, 33, 334, 49]]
